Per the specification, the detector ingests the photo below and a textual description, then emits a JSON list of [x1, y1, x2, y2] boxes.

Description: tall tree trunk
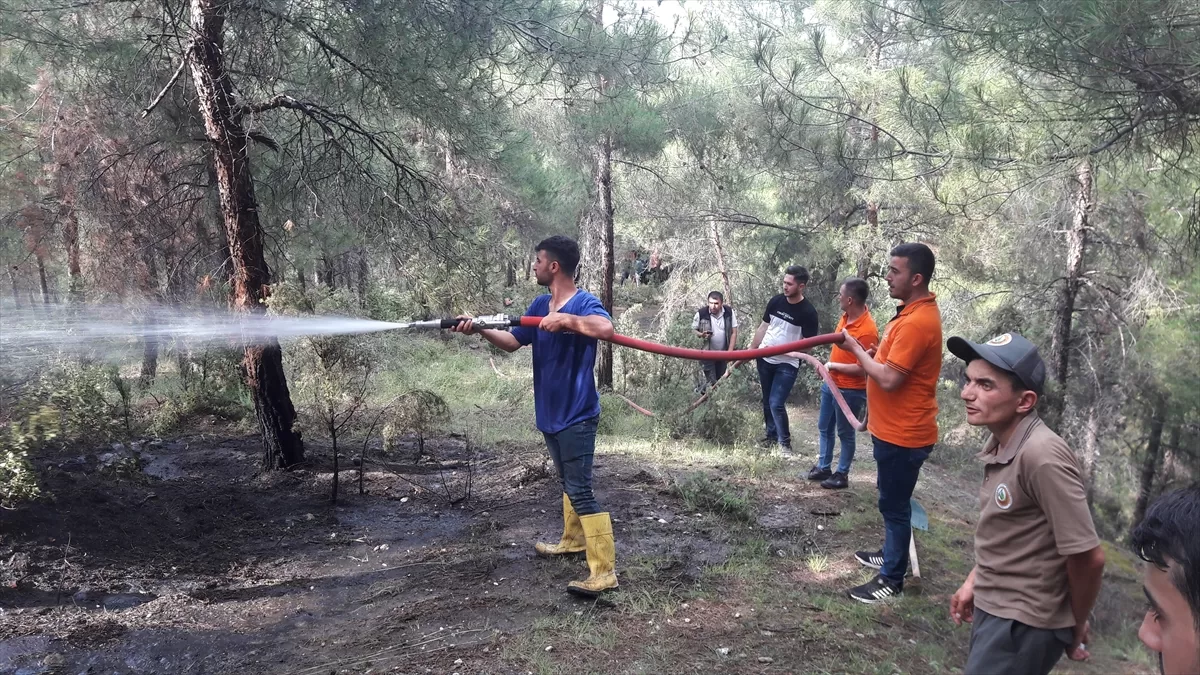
[[35, 253, 51, 306], [1047, 159, 1094, 426], [709, 212, 732, 305], [583, 0, 615, 389], [140, 246, 161, 386], [61, 205, 83, 303], [593, 136, 615, 389], [1081, 402, 1102, 507], [189, 0, 303, 470], [8, 266, 20, 307], [857, 201, 879, 279], [1133, 395, 1168, 531], [321, 255, 336, 289], [356, 248, 368, 308]]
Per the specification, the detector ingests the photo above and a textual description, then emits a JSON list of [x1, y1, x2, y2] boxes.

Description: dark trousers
[[700, 359, 727, 387], [756, 359, 799, 447], [965, 608, 1072, 675], [543, 416, 601, 515], [873, 436, 931, 585]]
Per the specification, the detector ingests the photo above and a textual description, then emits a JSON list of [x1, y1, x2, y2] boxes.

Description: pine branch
[[139, 46, 191, 119]]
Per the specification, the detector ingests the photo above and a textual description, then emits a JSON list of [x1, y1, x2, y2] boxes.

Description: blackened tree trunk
[[1132, 394, 1169, 531], [35, 252, 51, 306], [709, 207, 732, 305], [321, 255, 336, 289], [1047, 160, 1093, 426], [188, 0, 303, 469], [8, 266, 20, 307], [594, 136, 615, 389], [139, 246, 161, 386], [356, 248, 368, 308], [61, 204, 83, 303]]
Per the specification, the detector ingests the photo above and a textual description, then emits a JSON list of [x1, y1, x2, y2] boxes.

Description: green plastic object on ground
[[910, 498, 929, 531]]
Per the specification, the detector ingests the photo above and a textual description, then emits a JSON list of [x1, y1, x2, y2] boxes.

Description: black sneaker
[[855, 550, 884, 569], [848, 575, 902, 604], [806, 466, 832, 481], [756, 436, 777, 448], [821, 472, 849, 490]]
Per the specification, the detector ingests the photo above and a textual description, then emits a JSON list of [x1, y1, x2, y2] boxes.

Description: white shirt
[[693, 308, 738, 351]]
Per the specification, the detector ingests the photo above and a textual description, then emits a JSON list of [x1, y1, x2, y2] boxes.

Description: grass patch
[[707, 537, 773, 580], [671, 473, 755, 523], [806, 553, 831, 574], [610, 585, 682, 617], [500, 612, 621, 673]]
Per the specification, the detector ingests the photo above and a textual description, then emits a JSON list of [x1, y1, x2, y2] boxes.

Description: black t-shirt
[[759, 294, 820, 366]]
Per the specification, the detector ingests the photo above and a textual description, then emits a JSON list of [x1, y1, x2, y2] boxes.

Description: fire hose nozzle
[[396, 314, 522, 331], [462, 314, 523, 330]]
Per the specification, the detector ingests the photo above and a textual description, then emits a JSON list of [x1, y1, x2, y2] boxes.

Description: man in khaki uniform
[[947, 332, 1106, 674]]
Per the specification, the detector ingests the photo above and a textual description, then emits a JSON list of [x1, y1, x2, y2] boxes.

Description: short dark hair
[[784, 265, 809, 284], [1132, 484, 1200, 630], [707, 291, 724, 302], [535, 236, 581, 275], [841, 277, 869, 304], [890, 242, 935, 285]]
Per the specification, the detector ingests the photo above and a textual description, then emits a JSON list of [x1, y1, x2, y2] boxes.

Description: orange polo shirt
[[829, 311, 879, 390], [866, 294, 943, 448]]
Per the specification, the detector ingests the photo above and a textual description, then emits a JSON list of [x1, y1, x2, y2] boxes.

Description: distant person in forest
[[620, 249, 640, 287], [947, 331, 1105, 674], [806, 277, 877, 490], [837, 242, 942, 603], [744, 265, 820, 457], [1131, 485, 1200, 675], [452, 235, 619, 596], [692, 291, 739, 390]]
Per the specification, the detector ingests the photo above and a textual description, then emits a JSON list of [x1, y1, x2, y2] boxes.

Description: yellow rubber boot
[[535, 493, 586, 556], [567, 512, 619, 596]]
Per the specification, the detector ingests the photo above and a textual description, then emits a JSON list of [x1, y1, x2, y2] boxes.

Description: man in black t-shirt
[[745, 265, 820, 455]]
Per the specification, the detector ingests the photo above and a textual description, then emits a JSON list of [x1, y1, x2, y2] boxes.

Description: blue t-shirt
[[509, 290, 611, 434]]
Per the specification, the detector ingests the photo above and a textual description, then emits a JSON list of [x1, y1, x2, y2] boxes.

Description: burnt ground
[[0, 424, 1156, 675]]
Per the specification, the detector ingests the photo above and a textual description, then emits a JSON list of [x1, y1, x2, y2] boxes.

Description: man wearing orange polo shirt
[[806, 278, 878, 490], [838, 242, 943, 603]]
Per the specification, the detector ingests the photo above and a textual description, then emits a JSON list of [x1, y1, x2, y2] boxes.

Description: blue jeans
[[817, 384, 867, 474], [543, 416, 601, 515], [873, 436, 931, 586], [756, 359, 799, 447]]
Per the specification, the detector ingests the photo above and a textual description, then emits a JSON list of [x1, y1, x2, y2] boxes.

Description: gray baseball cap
[[947, 332, 1046, 395]]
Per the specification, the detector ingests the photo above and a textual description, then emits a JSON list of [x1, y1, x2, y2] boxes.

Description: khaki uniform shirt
[[973, 413, 1100, 629]]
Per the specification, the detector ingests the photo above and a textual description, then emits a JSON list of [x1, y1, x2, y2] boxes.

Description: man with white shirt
[[746, 266, 820, 456], [693, 291, 739, 390]]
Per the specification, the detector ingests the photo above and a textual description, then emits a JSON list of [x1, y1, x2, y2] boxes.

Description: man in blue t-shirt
[[452, 235, 618, 597]]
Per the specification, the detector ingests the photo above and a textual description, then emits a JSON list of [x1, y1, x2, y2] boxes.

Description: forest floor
[[0, 415, 1157, 675]]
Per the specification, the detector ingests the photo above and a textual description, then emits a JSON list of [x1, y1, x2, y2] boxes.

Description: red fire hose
[[515, 316, 868, 431]]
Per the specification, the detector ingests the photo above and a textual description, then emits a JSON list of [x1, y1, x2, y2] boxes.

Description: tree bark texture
[[139, 245, 160, 385], [1132, 394, 1169, 531], [8, 267, 20, 307], [709, 213, 732, 305], [61, 204, 83, 302], [1048, 159, 1093, 424], [593, 136, 615, 389], [35, 253, 51, 306], [188, 0, 303, 469]]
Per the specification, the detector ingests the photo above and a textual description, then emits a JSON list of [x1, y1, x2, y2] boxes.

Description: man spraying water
[[451, 235, 619, 597]]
